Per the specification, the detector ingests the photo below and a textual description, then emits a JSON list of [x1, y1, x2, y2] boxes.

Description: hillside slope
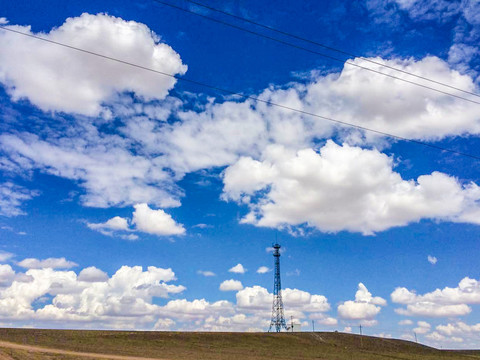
[[0, 328, 478, 360]]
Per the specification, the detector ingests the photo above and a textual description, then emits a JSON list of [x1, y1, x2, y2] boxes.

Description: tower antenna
[[268, 242, 288, 332]]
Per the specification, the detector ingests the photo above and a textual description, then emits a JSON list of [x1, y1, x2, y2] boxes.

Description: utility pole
[[291, 316, 294, 332], [312, 320, 315, 332], [268, 243, 288, 332], [359, 325, 363, 348], [414, 332, 418, 343]]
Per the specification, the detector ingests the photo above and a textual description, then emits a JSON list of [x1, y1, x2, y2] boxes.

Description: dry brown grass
[[0, 328, 478, 360], [0, 347, 83, 360]]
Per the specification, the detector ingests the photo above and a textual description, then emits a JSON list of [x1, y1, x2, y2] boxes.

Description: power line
[[1, 25, 480, 162], [148, 0, 480, 106], [177, 0, 480, 100]]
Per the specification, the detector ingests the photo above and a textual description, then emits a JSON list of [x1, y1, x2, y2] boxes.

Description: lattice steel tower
[[268, 243, 288, 332]]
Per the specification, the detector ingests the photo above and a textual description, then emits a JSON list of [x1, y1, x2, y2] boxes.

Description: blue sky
[[1, 0, 480, 348]]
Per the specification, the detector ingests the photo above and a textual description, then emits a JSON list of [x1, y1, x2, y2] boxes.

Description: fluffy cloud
[[141, 57, 480, 208], [0, 182, 39, 217], [301, 56, 479, 141], [132, 203, 185, 236], [256, 266, 270, 274], [229, 264, 246, 274], [158, 299, 234, 323], [309, 313, 338, 326], [17, 257, 78, 269], [88, 203, 185, 237], [236, 286, 330, 316], [424, 320, 480, 347], [2, 51, 479, 222], [219, 279, 243, 291], [0, 263, 186, 328], [413, 320, 431, 334], [162, 56, 480, 175], [392, 277, 480, 317], [0, 13, 187, 116], [153, 317, 175, 330], [393, 277, 480, 305], [0, 133, 182, 209], [200, 313, 266, 332], [223, 141, 480, 234], [283, 288, 331, 313], [72, 55, 480, 194], [337, 283, 386, 322], [10, 266, 321, 332], [436, 321, 480, 336], [87, 216, 130, 236], [77, 266, 109, 282], [236, 286, 271, 310], [2, 10, 479, 241], [159, 100, 271, 174], [0, 265, 15, 287], [0, 12, 190, 211], [426, 331, 464, 344], [396, 303, 471, 317]]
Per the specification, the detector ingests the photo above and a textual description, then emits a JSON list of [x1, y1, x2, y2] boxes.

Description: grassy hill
[[0, 328, 479, 360]]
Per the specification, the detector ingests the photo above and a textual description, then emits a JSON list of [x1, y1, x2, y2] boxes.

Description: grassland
[[0, 328, 479, 360]]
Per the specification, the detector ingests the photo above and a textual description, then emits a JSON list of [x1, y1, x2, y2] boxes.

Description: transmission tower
[[268, 243, 288, 332]]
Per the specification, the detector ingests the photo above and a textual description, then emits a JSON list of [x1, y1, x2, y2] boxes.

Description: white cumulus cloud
[[87, 204, 184, 238], [219, 279, 244, 291], [236, 286, 330, 315], [414, 320, 431, 334], [0, 263, 185, 328], [77, 266, 109, 282], [436, 321, 480, 337], [337, 283, 386, 322], [228, 264, 246, 274], [160, 56, 480, 178], [392, 277, 480, 317], [397, 303, 472, 317], [223, 141, 480, 234], [0, 13, 187, 116], [2, 52, 480, 225], [132, 203, 185, 236], [0, 265, 16, 287], [256, 266, 270, 274], [87, 216, 130, 236], [0, 270, 333, 331]]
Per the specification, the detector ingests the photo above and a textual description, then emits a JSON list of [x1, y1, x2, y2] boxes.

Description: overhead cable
[[149, 0, 480, 106], [1, 25, 480, 161], [175, 0, 480, 99]]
